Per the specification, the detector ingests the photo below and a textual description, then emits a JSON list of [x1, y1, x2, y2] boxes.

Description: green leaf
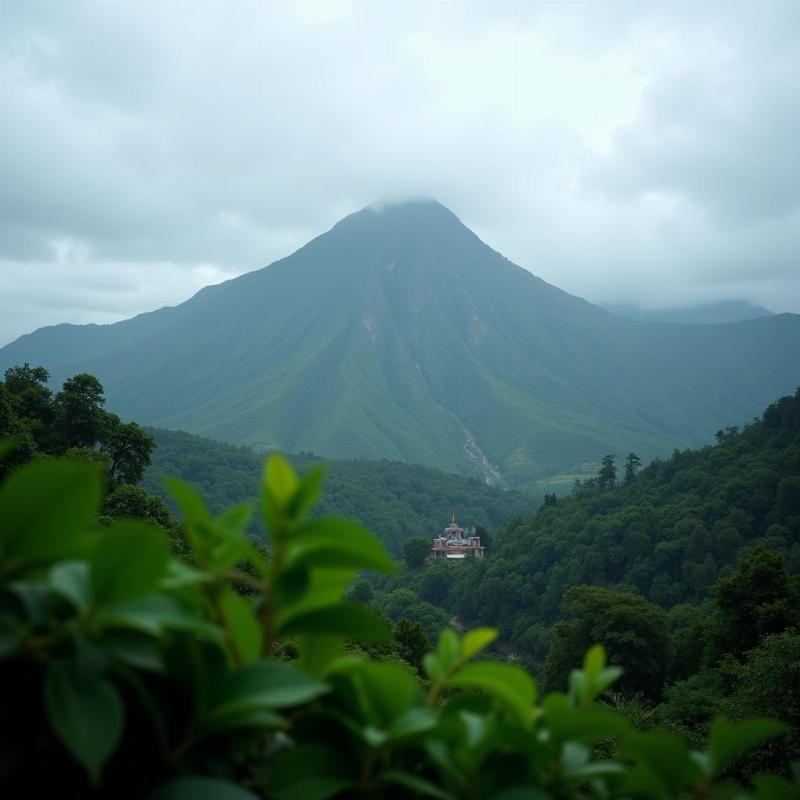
[[104, 630, 165, 672], [620, 730, 699, 797], [217, 661, 327, 708], [297, 633, 345, 677], [273, 565, 310, 606], [436, 628, 460, 670], [160, 558, 209, 590], [542, 694, 632, 742], [0, 459, 101, 576], [218, 587, 262, 663], [569, 645, 622, 704], [708, 716, 786, 776], [461, 627, 497, 661], [216, 502, 254, 535], [98, 595, 220, 638], [278, 602, 390, 642], [424, 652, 443, 681], [203, 661, 326, 733], [287, 464, 326, 523], [266, 744, 353, 800], [164, 476, 211, 526], [265, 454, 299, 506], [90, 520, 169, 607], [337, 661, 422, 727], [49, 560, 91, 614], [284, 567, 356, 614], [447, 662, 536, 726], [583, 644, 605, 680], [44, 661, 123, 781], [151, 777, 260, 800], [288, 517, 395, 573], [378, 770, 454, 800]]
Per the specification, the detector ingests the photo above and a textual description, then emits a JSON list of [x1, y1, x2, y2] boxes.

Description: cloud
[[1, 0, 798, 344]]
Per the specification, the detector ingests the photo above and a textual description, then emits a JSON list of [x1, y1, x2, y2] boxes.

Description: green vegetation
[[141, 427, 534, 554], [1, 446, 796, 797], [407, 388, 800, 660], [0, 364, 173, 530], [370, 389, 800, 777], [3, 201, 800, 487]]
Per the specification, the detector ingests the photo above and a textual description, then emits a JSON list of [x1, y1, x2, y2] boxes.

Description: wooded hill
[[382, 387, 800, 665], [141, 427, 536, 554]]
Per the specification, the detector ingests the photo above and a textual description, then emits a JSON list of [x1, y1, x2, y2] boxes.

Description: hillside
[[403, 388, 800, 663], [141, 427, 535, 554], [2, 200, 800, 487]]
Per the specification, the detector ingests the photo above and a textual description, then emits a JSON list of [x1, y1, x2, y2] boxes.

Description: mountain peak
[[332, 198, 465, 236]]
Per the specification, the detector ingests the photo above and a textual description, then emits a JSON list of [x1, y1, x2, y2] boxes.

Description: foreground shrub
[[0, 441, 796, 798]]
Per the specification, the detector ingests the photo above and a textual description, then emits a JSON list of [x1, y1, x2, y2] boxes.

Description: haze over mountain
[[2, 200, 799, 488], [600, 300, 774, 326]]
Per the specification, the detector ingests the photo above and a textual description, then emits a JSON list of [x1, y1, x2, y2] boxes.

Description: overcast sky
[[1, 0, 798, 345]]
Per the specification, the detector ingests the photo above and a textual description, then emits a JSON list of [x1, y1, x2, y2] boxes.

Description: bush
[[0, 442, 795, 798]]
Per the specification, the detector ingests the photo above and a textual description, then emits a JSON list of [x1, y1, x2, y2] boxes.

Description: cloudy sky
[[1, 0, 798, 345]]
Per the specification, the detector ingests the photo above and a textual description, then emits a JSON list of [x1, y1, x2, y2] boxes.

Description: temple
[[429, 513, 485, 560]]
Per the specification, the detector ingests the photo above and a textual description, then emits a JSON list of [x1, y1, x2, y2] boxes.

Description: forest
[[369, 388, 800, 775], [1, 363, 798, 795], [141, 427, 535, 554]]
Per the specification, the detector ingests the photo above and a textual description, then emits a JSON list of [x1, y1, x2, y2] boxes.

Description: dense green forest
[[142, 427, 535, 554], [380, 388, 800, 657]]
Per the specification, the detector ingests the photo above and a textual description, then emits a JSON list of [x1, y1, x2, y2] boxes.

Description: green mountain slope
[[140, 427, 535, 554], [2, 200, 799, 487]]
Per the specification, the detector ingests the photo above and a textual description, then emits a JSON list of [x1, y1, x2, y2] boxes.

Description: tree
[[624, 452, 641, 483], [710, 545, 800, 660], [102, 484, 173, 529], [392, 619, 429, 674], [53, 373, 106, 449], [419, 560, 452, 605], [543, 586, 673, 699], [3, 363, 53, 448], [376, 588, 450, 640], [348, 579, 374, 604], [100, 416, 155, 486], [732, 631, 800, 775], [598, 455, 617, 490], [0, 383, 37, 478], [403, 536, 431, 568]]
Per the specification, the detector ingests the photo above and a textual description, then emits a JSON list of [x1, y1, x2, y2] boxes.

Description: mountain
[[2, 200, 800, 487], [600, 299, 775, 325], [141, 427, 535, 554]]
